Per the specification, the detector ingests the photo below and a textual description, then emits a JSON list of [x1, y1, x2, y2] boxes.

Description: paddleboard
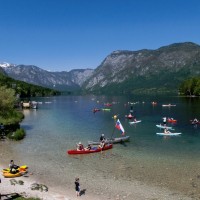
[[129, 120, 141, 124], [156, 124, 174, 130], [156, 132, 182, 136]]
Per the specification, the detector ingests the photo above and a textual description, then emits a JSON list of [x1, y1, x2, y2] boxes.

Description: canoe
[[129, 120, 141, 124], [156, 124, 174, 130], [88, 136, 130, 145], [2, 165, 28, 173], [156, 132, 182, 136], [67, 144, 113, 154]]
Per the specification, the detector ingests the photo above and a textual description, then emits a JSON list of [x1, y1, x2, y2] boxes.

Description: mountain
[[3, 65, 94, 91], [1, 42, 200, 94], [82, 42, 200, 94]]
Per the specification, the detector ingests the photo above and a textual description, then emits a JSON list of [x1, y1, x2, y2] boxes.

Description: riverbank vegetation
[[179, 77, 200, 96]]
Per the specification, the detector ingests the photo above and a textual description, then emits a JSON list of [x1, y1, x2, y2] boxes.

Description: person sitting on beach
[[84, 144, 92, 150], [164, 128, 170, 134], [9, 160, 19, 174], [77, 142, 84, 151]]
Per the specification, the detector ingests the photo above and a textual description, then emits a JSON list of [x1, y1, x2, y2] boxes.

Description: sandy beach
[[0, 163, 194, 200]]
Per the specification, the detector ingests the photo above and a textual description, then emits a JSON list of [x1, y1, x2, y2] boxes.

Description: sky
[[0, 0, 200, 71]]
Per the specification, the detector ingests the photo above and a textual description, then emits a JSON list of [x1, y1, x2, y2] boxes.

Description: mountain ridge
[[1, 42, 200, 94]]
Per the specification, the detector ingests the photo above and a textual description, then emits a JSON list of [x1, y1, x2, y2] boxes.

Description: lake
[[1, 94, 200, 199]]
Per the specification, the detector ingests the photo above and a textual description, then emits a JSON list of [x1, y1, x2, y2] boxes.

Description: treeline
[[179, 77, 200, 96], [0, 73, 61, 98]]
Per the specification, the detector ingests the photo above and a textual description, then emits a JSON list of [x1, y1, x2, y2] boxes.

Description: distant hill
[[82, 42, 200, 94]]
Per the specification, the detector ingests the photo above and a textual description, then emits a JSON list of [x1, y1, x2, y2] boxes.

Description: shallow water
[[1, 95, 200, 199]]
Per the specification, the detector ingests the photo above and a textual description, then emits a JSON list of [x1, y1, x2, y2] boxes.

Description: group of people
[[76, 142, 92, 151], [76, 134, 107, 151]]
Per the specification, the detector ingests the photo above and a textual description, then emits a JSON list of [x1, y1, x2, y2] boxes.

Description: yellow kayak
[[2, 165, 28, 173], [3, 171, 24, 178]]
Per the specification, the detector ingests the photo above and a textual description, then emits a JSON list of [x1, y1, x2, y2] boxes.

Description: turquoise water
[[3, 95, 200, 199]]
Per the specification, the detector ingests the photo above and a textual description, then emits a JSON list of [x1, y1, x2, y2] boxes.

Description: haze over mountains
[[1, 42, 200, 94]]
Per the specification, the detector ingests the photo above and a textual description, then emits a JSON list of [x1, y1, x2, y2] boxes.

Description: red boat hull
[[67, 144, 113, 155]]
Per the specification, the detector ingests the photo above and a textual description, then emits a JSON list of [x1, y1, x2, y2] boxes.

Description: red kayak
[[67, 144, 113, 155], [167, 118, 177, 123]]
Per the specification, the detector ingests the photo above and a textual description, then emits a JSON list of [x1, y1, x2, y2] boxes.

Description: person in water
[[77, 142, 84, 151]]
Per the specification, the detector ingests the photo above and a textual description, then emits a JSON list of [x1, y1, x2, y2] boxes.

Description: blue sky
[[0, 0, 200, 71]]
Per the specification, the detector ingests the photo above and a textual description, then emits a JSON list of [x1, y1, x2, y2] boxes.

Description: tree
[[0, 86, 16, 117]]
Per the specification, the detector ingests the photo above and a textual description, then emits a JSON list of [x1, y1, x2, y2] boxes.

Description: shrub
[[7, 128, 26, 140]]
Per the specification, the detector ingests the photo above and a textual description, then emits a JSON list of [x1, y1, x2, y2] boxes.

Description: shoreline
[[0, 163, 193, 200]]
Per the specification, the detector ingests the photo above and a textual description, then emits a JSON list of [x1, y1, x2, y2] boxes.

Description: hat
[[102, 134, 104, 136], [79, 142, 81, 145]]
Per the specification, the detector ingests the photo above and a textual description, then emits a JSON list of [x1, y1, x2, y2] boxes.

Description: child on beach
[[75, 177, 80, 196]]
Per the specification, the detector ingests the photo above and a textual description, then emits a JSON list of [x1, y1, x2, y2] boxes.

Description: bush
[[7, 128, 26, 140]]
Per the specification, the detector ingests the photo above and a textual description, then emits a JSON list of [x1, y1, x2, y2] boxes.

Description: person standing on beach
[[75, 178, 80, 196]]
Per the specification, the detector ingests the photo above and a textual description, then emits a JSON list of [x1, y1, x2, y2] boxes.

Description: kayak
[[88, 136, 130, 145], [3, 171, 24, 178], [67, 144, 113, 155], [167, 118, 177, 123], [156, 124, 174, 130], [2, 165, 28, 173], [102, 108, 111, 111], [156, 132, 182, 136], [129, 120, 141, 124], [162, 104, 176, 107], [125, 115, 134, 119]]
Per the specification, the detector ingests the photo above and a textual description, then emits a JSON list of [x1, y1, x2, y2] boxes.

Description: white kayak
[[129, 120, 142, 124], [156, 124, 174, 130], [156, 132, 182, 136]]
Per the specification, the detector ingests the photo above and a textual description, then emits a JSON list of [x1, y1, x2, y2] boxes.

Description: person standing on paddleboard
[[163, 117, 167, 126]]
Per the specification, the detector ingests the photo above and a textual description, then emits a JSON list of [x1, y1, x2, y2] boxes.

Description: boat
[[2, 165, 28, 173], [67, 144, 113, 155], [190, 119, 200, 125], [3, 171, 24, 178], [93, 108, 101, 113], [156, 132, 181, 136], [129, 120, 141, 124], [88, 136, 130, 145], [2, 165, 28, 178], [125, 115, 134, 119], [102, 108, 111, 111], [156, 124, 174, 130], [167, 118, 177, 123], [30, 101, 38, 109], [162, 104, 176, 107]]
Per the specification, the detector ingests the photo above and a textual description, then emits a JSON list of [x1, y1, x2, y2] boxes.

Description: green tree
[[0, 86, 16, 117]]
